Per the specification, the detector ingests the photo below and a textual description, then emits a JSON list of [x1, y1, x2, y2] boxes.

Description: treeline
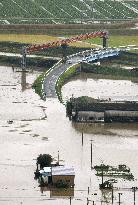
[[0, 55, 57, 70]]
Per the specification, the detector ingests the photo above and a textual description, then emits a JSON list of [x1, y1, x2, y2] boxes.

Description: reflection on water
[[72, 122, 138, 135], [62, 73, 138, 102], [21, 71, 27, 92], [101, 189, 112, 204], [40, 186, 74, 198]]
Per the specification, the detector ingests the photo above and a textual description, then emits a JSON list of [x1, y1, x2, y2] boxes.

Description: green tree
[[37, 154, 53, 169]]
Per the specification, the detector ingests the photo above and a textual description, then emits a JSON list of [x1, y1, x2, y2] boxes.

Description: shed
[[77, 111, 104, 122], [52, 166, 75, 187], [39, 166, 75, 187], [104, 110, 138, 122]]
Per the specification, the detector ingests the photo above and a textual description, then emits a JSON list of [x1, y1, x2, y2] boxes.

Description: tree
[[37, 154, 53, 169]]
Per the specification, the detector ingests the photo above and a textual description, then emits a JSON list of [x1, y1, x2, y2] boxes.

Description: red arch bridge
[[21, 30, 108, 70]]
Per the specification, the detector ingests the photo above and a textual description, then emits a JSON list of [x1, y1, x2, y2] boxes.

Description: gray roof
[[40, 166, 75, 176]]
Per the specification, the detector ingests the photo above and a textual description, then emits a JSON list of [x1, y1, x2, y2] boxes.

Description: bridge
[[20, 31, 126, 99], [21, 30, 108, 70], [43, 47, 122, 98]]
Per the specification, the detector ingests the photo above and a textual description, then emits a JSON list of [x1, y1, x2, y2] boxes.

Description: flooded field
[[0, 66, 138, 205], [62, 73, 138, 102]]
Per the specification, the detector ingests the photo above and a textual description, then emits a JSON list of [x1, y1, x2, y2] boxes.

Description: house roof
[[40, 166, 75, 176], [52, 166, 75, 176]]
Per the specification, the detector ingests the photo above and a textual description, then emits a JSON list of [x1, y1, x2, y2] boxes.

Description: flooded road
[[0, 66, 138, 205]]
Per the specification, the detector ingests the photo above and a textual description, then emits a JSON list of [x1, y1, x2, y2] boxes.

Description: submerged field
[[0, 23, 138, 204]]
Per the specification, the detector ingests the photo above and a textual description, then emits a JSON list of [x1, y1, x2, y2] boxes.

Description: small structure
[[76, 111, 104, 122], [38, 166, 75, 188], [104, 110, 138, 122], [67, 96, 138, 123]]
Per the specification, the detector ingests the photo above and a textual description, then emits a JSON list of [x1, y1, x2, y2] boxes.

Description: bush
[[37, 154, 53, 169]]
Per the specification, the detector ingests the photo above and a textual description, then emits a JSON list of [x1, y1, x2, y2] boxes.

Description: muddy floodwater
[[62, 73, 138, 102], [0, 66, 138, 205]]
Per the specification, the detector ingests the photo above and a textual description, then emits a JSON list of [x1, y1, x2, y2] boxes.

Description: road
[[43, 46, 137, 98], [43, 57, 80, 98]]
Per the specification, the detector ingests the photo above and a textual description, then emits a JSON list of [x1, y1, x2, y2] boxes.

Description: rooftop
[[40, 166, 75, 176]]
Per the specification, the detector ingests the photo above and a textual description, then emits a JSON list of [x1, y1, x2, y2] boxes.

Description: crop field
[[87, 35, 138, 47], [0, 34, 59, 44], [0, 34, 99, 49], [1, 34, 138, 50], [0, 34, 137, 47], [0, 0, 138, 24]]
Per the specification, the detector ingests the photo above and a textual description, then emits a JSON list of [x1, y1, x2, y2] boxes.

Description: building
[[39, 166, 75, 188]]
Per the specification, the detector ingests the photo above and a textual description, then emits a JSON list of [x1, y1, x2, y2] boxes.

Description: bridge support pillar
[[103, 36, 108, 48], [103, 32, 109, 48], [21, 47, 27, 71], [61, 43, 68, 62]]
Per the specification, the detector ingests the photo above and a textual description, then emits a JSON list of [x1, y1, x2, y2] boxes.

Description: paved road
[[44, 54, 82, 98], [44, 63, 69, 98], [43, 46, 137, 98]]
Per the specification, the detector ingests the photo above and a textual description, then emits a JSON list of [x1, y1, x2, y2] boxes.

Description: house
[[39, 166, 75, 188]]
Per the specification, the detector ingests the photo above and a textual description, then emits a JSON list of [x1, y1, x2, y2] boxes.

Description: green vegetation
[[0, 41, 93, 56], [56, 64, 80, 103], [95, 164, 134, 181], [87, 35, 138, 47], [55, 180, 69, 188], [0, 0, 138, 24], [81, 62, 138, 78], [102, 51, 138, 67], [0, 34, 58, 44], [37, 154, 53, 169], [32, 73, 45, 99], [0, 54, 56, 70]]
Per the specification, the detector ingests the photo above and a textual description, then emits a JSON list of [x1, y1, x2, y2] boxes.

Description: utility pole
[[132, 187, 138, 205], [70, 197, 72, 205], [21, 47, 27, 71], [87, 197, 89, 205], [118, 193, 122, 205], [103, 31, 108, 48], [82, 131, 84, 146], [57, 150, 59, 165], [88, 186, 90, 195], [61, 43, 67, 62], [111, 188, 114, 204], [101, 168, 104, 186], [90, 140, 93, 170]]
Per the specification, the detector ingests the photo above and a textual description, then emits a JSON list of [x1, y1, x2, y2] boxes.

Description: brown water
[[0, 67, 138, 205], [62, 73, 138, 102]]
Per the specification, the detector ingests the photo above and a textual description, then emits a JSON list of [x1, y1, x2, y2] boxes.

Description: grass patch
[[0, 55, 57, 71], [101, 51, 138, 67], [0, 34, 97, 51], [32, 73, 45, 99], [87, 35, 138, 47], [0, 41, 93, 57], [0, 34, 58, 44], [81, 63, 138, 78], [56, 64, 80, 103]]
